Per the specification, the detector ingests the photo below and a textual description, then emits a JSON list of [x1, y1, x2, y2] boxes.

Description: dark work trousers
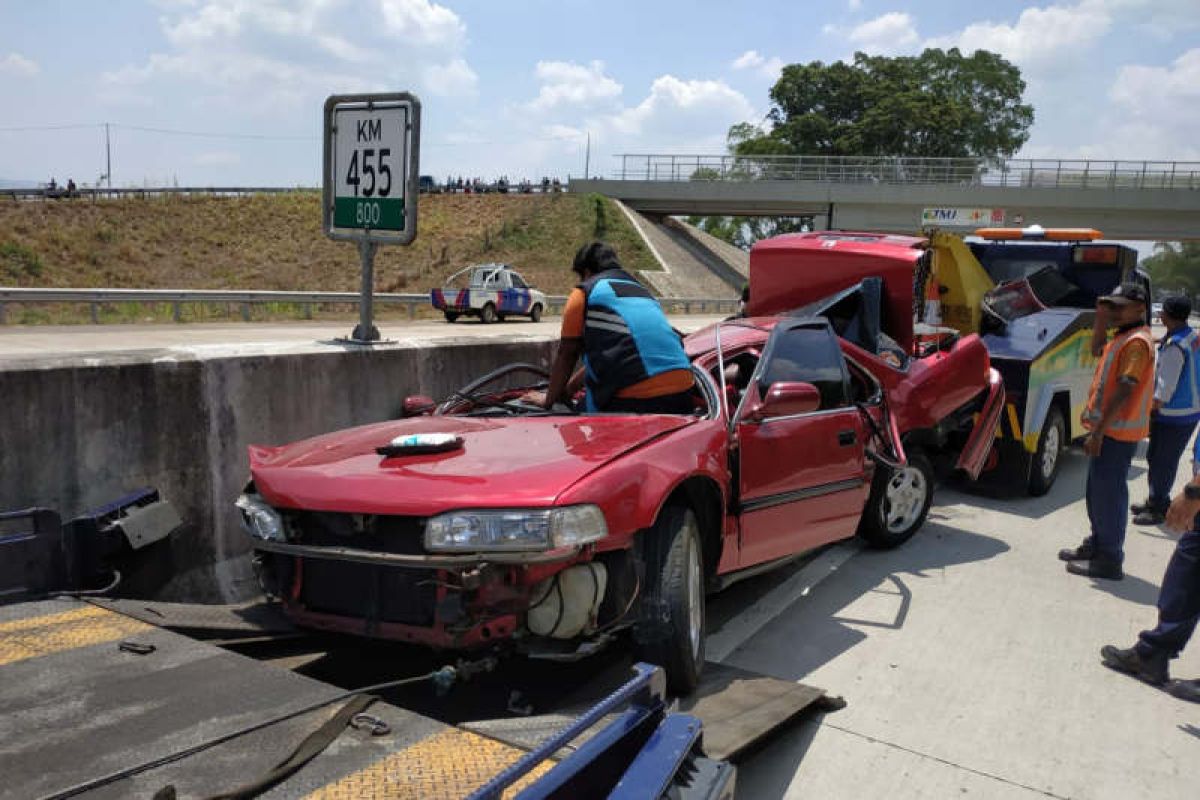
[[1146, 417, 1198, 512], [1084, 436, 1138, 564], [1137, 525, 1200, 660]]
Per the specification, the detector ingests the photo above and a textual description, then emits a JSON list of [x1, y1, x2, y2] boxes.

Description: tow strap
[[151, 694, 379, 800]]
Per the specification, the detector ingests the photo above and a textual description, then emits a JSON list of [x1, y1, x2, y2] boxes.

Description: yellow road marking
[[306, 727, 553, 800], [0, 605, 151, 667]]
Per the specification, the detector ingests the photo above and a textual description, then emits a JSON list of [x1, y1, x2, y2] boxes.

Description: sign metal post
[[322, 92, 421, 343]]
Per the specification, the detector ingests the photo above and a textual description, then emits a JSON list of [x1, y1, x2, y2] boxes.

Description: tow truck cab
[[929, 227, 1150, 494]]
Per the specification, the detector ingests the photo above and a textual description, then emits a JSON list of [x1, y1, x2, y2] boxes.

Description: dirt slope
[[0, 191, 658, 298]]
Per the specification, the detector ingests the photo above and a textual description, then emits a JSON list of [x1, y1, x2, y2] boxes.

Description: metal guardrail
[[613, 154, 1200, 190], [0, 287, 737, 325]]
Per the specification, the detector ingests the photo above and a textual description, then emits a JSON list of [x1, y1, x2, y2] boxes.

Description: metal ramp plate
[[0, 599, 549, 799], [464, 660, 837, 765], [90, 597, 298, 637]]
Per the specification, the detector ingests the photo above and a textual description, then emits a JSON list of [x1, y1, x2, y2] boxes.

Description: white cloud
[[610, 75, 755, 141], [847, 12, 919, 55], [1092, 48, 1200, 159], [101, 0, 477, 109], [732, 50, 765, 70], [730, 49, 785, 79], [848, 0, 863, 9], [0, 52, 40, 77], [529, 61, 622, 111], [925, 2, 1112, 68], [424, 58, 479, 97]]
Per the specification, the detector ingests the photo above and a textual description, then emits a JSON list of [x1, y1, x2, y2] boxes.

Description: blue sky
[[0, 0, 1197, 188]]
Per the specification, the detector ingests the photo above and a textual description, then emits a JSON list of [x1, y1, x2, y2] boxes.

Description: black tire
[[1028, 405, 1066, 496], [858, 449, 934, 549], [634, 505, 705, 695], [443, 311, 459, 323], [480, 303, 497, 324], [530, 303, 543, 323]]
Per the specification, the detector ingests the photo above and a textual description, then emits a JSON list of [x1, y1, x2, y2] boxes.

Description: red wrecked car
[[237, 232, 1003, 693]]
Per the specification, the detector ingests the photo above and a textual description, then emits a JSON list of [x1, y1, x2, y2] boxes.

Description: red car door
[[735, 320, 870, 568]]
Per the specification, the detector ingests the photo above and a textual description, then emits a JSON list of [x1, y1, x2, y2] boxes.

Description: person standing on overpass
[[1059, 283, 1155, 580], [1100, 439, 1200, 702], [1132, 295, 1200, 525], [532, 241, 694, 414]]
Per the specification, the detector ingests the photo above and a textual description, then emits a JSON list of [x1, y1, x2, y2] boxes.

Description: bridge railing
[[613, 154, 1200, 190], [0, 287, 737, 325]]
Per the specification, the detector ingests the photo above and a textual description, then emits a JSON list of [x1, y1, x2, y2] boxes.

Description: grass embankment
[[0, 191, 657, 324]]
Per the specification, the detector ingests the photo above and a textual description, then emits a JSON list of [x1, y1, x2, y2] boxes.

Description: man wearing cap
[[1059, 283, 1155, 580], [530, 241, 694, 414], [1131, 296, 1200, 525]]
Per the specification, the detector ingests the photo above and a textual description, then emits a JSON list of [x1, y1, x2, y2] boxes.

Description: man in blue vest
[[533, 241, 695, 413], [1132, 295, 1200, 525]]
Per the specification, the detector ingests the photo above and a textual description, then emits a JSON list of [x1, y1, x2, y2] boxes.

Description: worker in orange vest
[[1059, 282, 1154, 580]]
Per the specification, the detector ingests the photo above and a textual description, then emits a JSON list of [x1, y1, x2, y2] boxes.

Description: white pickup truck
[[430, 263, 548, 323]]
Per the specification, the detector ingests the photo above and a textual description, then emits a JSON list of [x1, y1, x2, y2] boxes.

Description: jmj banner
[[921, 208, 1005, 228]]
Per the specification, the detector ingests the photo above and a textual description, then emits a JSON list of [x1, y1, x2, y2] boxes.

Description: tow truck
[[922, 226, 1151, 494]]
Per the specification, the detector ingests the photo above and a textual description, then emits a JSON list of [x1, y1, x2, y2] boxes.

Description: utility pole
[[105, 123, 112, 194], [584, 131, 591, 180]]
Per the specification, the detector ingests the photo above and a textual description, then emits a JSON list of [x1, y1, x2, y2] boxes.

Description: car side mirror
[[746, 382, 821, 421], [401, 395, 436, 417]]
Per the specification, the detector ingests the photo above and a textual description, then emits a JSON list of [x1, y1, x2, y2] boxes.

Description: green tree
[[1143, 242, 1200, 297], [740, 48, 1033, 161], [692, 48, 1033, 248]]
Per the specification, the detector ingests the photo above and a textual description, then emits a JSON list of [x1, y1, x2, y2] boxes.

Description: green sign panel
[[333, 197, 405, 231]]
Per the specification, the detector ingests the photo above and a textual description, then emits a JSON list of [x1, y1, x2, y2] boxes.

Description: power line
[[0, 123, 104, 132], [113, 124, 318, 142]]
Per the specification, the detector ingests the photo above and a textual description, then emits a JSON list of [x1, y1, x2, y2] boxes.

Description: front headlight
[[235, 493, 286, 542], [424, 504, 608, 552]]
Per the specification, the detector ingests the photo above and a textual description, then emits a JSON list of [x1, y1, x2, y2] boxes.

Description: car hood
[[249, 414, 697, 514]]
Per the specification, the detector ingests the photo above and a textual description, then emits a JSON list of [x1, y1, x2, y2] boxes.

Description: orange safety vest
[[1084, 326, 1154, 442]]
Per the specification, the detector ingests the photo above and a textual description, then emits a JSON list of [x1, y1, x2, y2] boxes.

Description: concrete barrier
[[0, 338, 555, 602]]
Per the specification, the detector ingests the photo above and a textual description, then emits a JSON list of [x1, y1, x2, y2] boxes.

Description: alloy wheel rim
[[885, 467, 927, 533], [1041, 424, 1060, 479], [686, 527, 702, 658]]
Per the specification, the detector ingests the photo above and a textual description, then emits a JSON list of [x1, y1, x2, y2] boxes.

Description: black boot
[[1133, 509, 1167, 525], [1100, 644, 1169, 685], [1066, 558, 1124, 580], [1058, 540, 1095, 561], [1130, 499, 1152, 515]]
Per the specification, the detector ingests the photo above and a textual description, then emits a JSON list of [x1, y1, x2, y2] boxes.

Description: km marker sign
[[322, 92, 422, 342]]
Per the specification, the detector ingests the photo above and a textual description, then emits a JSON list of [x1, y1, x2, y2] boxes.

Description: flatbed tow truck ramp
[[0, 599, 831, 798]]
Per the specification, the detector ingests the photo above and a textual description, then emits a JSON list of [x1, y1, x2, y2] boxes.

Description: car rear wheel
[[443, 311, 459, 323], [858, 449, 933, 549], [530, 303, 543, 323], [480, 303, 497, 324], [1028, 405, 1065, 496], [635, 505, 705, 695]]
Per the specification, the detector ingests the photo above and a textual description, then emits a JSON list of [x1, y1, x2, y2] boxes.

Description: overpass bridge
[[571, 154, 1200, 240]]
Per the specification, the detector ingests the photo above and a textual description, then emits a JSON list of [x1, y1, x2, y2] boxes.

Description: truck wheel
[[480, 303, 497, 324], [530, 303, 543, 323], [858, 450, 933, 549], [635, 505, 705, 695], [443, 311, 459, 323], [1028, 406, 1065, 496]]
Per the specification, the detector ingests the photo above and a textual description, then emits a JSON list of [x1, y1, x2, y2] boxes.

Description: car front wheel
[[635, 505, 705, 695], [530, 303, 543, 323], [858, 449, 934, 549]]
